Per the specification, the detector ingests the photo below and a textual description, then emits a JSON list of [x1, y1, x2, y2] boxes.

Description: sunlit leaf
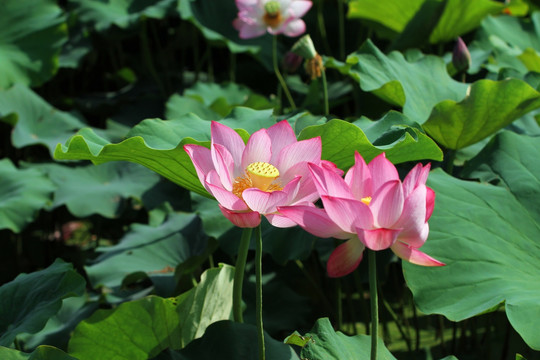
[[404, 132, 540, 350]]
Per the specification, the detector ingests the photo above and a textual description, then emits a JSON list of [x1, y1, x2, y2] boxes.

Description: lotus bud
[[452, 37, 471, 73]]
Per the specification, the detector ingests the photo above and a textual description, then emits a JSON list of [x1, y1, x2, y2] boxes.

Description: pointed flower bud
[[452, 37, 471, 73]]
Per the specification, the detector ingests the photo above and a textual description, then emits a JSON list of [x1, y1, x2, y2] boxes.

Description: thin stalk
[[140, 17, 166, 97], [336, 278, 343, 331], [317, 0, 332, 55], [368, 250, 378, 360], [272, 36, 296, 111], [379, 290, 412, 352], [321, 68, 329, 115], [255, 225, 266, 360], [352, 270, 370, 333], [233, 227, 253, 323]]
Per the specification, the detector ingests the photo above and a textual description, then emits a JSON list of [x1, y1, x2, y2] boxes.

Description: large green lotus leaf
[[0, 85, 86, 157], [423, 78, 540, 150], [68, 266, 234, 359], [69, 0, 176, 31], [166, 82, 273, 120], [86, 212, 206, 289], [54, 108, 277, 197], [0, 159, 55, 232], [404, 133, 540, 350], [0, 346, 77, 360], [347, 0, 424, 35], [28, 162, 159, 218], [175, 320, 300, 360], [326, 40, 468, 123], [0, 259, 86, 347], [288, 318, 395, 359], [178, 0, 274, 69], [298, 118, 443, 171], [0, 0, 67, 88]]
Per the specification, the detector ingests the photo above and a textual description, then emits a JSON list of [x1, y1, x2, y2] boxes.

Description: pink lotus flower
[[233, 0, 312, 39], [278, 152, 444, 277], [184, 120, 328, 228]]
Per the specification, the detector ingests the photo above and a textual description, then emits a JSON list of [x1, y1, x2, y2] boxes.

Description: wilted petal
[[321, 195, 373, 233], [345, 152, 372, 200], [277, 205, 350, 239], [327, 238, 365, 278], [368, 153, 399, 193], [359, 228, 401, 251], [241, 128, 272, 169], [267, 120, 297, 165], [219, 205, 261, 228], [391, 241, 445, 267], [370, 180, 404, 228], [184, 144, 214, 192], [211, 121, 245, 167], [309, 163, 353, 199]]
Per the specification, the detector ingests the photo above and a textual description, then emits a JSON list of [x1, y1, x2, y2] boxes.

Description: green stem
[[255, 224, 266, 360], [233, 227, 253, 323], [321, 68, 329, 115], [445, 149, 456, 175], [369, 250, 378, 360], [140, 17, 165, 97], [317, 0, 332, 55], [272, 36, 296, 111]]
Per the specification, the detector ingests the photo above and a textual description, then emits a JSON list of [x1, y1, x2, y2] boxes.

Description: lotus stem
[[255, 224, 266, 360], [272, 36, 296, 111], [369, 250, 379, 360], [233, 227, 253, 323]]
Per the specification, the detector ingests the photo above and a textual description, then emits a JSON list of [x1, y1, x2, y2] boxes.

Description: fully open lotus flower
[[278, 152, 445, 277], [184, 120, 329, 228], [233, 0, 312, 39]]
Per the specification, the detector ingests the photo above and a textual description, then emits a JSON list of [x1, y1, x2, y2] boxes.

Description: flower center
[[232, 162, 283, 199], [361, 196, 372, 206], [263, 1, 282, 28]]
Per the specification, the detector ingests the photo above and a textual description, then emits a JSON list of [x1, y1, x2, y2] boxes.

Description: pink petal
[[267, 120, 297, 165], [391, 241, 445, 267], [309, 163, 353, 199], [211, 121, 245, 167], [287, 1, 312, 17], [265, 213, 298, 228], [403, 163, 430, 197], [344, 152, 373, 200], [235, 0, 259, 12], [370, 180, 404, 228], [321, 160, 344, 176], [358, 228, 401, 251], [184, 144, 214, 192], [398, 222, 429, 248], [219, 205, 261, 228], [394, 184, 427, 239], [242, 188, 288, 214], [276, 137, 322, 175], [327, 238, 365, 278], [205, 171, 249, 211], [281, 175, 302, 204], [321, 195, 373, 233], [211, 143, 234, 191], [426, 186, 435, 221], [368, 153, 399, 193], [241, 128, 272, 169], [277, 205, 351, 239], [283, 167, 319, 205], [281, 19, 306, 37]]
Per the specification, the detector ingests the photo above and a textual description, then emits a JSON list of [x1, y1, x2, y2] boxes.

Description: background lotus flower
[[184, 120, 327, 228], [279, 152, 444, 277], [233, 0, 312, 39]]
